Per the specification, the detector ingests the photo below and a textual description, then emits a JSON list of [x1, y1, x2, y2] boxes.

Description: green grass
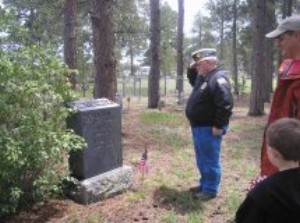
[[139, 110, 181, 125], [84, 213, 106, 223], [149, 127, 190, 150], [162, 210, 178, 223], [139, 110, 190, 151], [186, 213, 204, 223], [126, 188, 148, 203]]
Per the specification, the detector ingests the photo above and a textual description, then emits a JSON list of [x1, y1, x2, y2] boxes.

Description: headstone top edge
[[70, 98, 119, 111]]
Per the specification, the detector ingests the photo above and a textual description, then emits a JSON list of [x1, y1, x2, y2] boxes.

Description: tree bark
[[282, 0, 293, 18], [248, 0, 267, 116], [263, 0, 276, 102], [91, 0, 116, 101], [232, 0, 239, 95], [276, 0, 294, 73], [148, 0, 161, 108], [64, 0, 77, 90], [176, 0, 184, 104], [219, 1, 225, 61]]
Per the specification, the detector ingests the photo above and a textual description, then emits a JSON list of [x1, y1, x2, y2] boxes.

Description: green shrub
[[0, 46, 85, 217]]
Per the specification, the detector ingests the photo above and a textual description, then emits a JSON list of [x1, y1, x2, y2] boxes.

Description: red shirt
[[261, 59, 300, 175]]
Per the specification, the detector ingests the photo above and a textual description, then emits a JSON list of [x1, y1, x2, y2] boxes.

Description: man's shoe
[[193, 191, 217, 201], [189, 185, 202, 193]]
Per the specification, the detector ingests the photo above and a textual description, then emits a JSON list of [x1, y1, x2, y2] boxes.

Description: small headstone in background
[[115, 92, 123, 110]]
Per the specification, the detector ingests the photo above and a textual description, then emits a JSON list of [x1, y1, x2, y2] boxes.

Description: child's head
[[267, 118, 300, 163]]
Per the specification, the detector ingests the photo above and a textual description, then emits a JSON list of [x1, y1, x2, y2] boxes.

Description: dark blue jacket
[[185, 68, 233, 128]]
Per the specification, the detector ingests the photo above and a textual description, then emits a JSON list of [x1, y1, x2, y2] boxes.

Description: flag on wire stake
[[138, 145, 148, 175]]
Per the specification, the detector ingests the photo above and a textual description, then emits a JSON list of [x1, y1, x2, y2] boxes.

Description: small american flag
[[138, 148, 148, 174]]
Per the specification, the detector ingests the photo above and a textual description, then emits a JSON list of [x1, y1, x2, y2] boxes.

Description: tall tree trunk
[[277, 0, 294, 70], [248, 0, 267, 116], [64, 0, 77, 90], [219, 1, 225, 61], [232, 0, 239, 95], [148, 0, 161, 108], [282, 0, 293, 17], [28, 7, 37, 45], [295, 1, 300, 12], [91, 0, 117, 101], [198, 15, 202, 48], [263, 0, 276, 102], [130, 44, 134, 76], [274, 0, 294, 79], [176, 0, 184, 104]]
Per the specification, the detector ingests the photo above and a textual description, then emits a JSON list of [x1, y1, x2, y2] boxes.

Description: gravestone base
[[68, 166, 133, 205]]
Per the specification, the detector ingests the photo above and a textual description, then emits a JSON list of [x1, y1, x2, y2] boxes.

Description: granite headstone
[[67, 98, 122, 180]]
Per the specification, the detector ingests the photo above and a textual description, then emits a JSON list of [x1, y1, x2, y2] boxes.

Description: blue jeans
[[191, 126, 227, 194]]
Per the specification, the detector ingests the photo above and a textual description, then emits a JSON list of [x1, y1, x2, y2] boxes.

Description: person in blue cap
[[186, 48, 233, 200]]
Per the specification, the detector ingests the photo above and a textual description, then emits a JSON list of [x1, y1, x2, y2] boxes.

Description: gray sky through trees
[[163, 0, 207, 36]]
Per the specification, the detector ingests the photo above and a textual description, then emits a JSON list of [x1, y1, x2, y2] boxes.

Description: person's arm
[[212, 74, 233, 131], [291, 82, 300, 120]]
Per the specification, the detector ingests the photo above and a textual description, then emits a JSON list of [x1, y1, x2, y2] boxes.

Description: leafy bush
[[0, 46, 85, 217]]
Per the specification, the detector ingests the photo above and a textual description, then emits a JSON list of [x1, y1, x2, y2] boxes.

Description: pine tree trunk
[[148, 0, 161, 108], [263, 0, 276, 102], [219, 1, 225, 61], [282, 0, 293, 17], [91, 0, 117, 101], [248, 0, 267, 116], [64, 0, 77, 90], [176, 0, 184, 104], [232, 0, 239, 95]]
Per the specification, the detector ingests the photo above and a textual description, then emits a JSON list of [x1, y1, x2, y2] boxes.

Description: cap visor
[[199, 56, 218, 62], [265, 29, 285, 38]]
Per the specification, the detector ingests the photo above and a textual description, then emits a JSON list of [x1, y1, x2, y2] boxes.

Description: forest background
[[0, 0, 299, 222]]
